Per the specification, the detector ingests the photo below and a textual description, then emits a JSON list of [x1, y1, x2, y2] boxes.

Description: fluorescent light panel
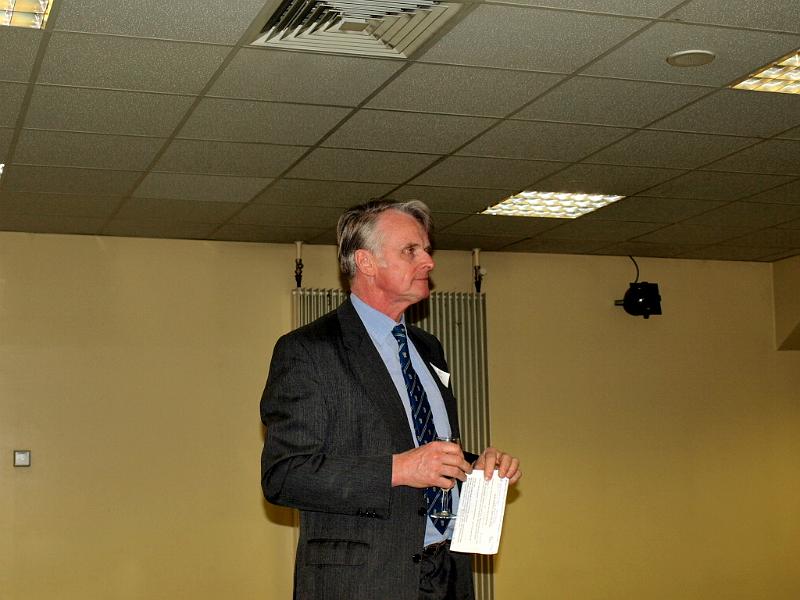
[[731, 49, 800, 94], [482, 191, 624, 219], [2, 0, 52, 29]]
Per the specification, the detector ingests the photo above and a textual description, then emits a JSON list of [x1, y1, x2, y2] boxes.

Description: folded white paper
[[450, 470, 509, 555]]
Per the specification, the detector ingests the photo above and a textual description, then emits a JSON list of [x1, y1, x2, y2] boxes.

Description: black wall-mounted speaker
[[621, 282, 662, 319]]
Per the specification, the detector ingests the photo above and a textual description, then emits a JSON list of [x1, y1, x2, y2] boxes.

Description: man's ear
[[354, 248, 376, 277]]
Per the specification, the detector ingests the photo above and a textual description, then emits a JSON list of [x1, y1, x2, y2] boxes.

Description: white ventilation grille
[[252, 1, 460, 58]]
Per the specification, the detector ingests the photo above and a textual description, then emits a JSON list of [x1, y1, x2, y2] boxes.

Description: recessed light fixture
[[666, 49, 716, 67], [731, 49, 800, 95], [1, 0, 53, 29], [481, 191, 625, 219]]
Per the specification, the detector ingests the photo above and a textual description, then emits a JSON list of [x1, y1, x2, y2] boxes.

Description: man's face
[[369, 210, 434, 308]]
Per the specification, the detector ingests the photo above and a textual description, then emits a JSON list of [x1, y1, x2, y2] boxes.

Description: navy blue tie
[[391, 324, 448, 534]]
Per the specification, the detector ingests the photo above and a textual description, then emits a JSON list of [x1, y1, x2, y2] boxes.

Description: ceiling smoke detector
[[252, 0, 460, 58]]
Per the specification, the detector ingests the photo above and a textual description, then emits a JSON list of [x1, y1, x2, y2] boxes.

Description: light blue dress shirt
[[351, 293, 457, 546]]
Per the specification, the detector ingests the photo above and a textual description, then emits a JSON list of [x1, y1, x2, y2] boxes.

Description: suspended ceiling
[[1, 0, 800, 262]]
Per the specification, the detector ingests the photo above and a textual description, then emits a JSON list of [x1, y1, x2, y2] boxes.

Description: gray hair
[[336, 199, 432, 279]]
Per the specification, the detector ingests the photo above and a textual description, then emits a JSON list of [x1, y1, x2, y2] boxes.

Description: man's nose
[[420, 251, 434, 271]]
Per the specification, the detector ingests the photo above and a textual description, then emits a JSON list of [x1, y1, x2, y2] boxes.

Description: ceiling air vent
[[252, 1, 460, 58]]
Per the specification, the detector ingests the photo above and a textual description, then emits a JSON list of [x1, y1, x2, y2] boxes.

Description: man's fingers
[[475, 447, 522, 482]]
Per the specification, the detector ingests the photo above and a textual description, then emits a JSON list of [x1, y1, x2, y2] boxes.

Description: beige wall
[[1, 232, 798, 599], [773, 254, 800, 349]]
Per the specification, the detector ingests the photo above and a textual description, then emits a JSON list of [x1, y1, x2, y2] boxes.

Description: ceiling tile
[[651, 89, 800, 137], [24, 86, 195, 136], [594, 241, 699, 258], [178, 98, 350, 145], [757, 248, 800, 261], [780, 218, 800, 229], [670, 0, 800, 33], [133, 173, 270, 203], [419, 4, 645, 72], [38, 33, 229, 94], [430, 232, 520, 251], [583, 196, 726, 222], [0, 128, 12, 158], [1, 165, 140, 196], [428, 212, 470, 230], [537, 219, 663, 241], [742, 180, 800, 205], [114, 197, 244, 222], [54, 0, 267, 44], [584, 22, 800, 85], [635, 223, 753, 244], [644, 171, 796, 200], [677, 244, 787, 261], [232, 204, 344, 228], [253, 179, 395, 207], [682, 201, 800, 228], [367, 63, 563, 118], [0, 82, 27, 128], [511, 0, 683, 16], [389, 185, 515, 214], [778, 125, 800, 140], [103, 219, 217, 240], [515, 77, 711, 127], [704, 139, 800, 175], [0, 28, 41, 82], [209, 48, 403, 106], [724, 227, 800, 247], [0, 191, 119, 218], [503, 237, 611, 254], [286, 148, 440, 184], [308, 229, 337, 245], [458, 121, 632, 162], [210, 224, 327, 244], [410, 156, 563, 190], [0, 213, 104, 235], [323, 110, 497, 154], [585, 130, 758, 169], [154, 139, 308, 177], [441, 214, 564, 237], [14, 130, 164, 170], [532, 163, 683, 196]]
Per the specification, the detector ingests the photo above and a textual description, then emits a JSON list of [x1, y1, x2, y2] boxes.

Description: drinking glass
[[431, 436, 461, 519]]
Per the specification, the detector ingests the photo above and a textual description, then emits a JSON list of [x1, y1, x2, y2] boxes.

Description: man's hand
[[474, 447, 521, 483], [392, 441, 471, 488]]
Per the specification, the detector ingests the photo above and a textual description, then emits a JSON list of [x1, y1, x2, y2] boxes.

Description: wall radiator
[[291, 288, 495, 600]]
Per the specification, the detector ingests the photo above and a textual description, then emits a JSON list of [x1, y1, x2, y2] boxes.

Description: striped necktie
[[391, 324, 448, 534]]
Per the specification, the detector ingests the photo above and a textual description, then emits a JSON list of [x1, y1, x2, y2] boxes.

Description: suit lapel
[[337, 299, 415, 449]]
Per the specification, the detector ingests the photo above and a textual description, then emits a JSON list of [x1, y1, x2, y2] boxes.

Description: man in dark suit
[[261, 199, 521, 600]]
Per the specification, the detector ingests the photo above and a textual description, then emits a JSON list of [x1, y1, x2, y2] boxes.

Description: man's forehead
[[377, 211, 428, 240]]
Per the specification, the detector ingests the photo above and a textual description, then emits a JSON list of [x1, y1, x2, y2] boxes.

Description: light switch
[[13, 450, 31, 467]]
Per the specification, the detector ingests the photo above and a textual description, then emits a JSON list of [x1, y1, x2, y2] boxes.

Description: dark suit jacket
[[260, 298, 472, 600]]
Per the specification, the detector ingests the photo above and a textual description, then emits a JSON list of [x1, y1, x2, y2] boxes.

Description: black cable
[[628, 255, 639, 283]]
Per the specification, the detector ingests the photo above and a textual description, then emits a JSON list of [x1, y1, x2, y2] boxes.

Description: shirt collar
[[351, 293, 406, 340]]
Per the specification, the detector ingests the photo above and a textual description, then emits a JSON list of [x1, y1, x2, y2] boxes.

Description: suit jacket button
[[412, 554, 422, 563], [417, 507, 427, 516]]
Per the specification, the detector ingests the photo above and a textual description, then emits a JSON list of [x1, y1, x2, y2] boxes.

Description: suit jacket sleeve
[[260, 329, 395, 518]]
